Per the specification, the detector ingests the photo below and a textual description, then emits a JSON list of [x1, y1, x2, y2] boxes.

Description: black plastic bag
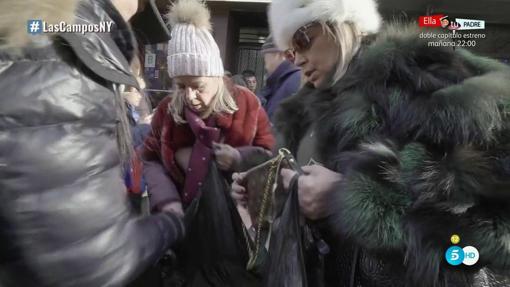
[[181, 162, 261, 287], [264, 173, 308, 287], [262, 152, 328, 287]]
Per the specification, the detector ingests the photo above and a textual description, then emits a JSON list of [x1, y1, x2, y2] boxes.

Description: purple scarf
[[182, 108, 221, 205]]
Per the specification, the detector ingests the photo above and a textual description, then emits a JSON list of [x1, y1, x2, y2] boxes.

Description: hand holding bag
[[242, 148, 316, 287]]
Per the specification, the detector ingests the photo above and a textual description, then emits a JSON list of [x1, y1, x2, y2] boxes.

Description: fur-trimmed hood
[[0, 0, 79, 48], [274, 23, 510, 286]]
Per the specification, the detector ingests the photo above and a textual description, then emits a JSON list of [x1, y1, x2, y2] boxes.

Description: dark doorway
[[229, 10, 269, 92]]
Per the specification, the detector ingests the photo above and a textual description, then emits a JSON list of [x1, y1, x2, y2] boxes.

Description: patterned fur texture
[[0, 0, 79, 48]]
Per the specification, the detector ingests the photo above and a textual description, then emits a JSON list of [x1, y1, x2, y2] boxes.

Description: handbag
[[242, 148, 326, 287], [242, 149, 297, 272]]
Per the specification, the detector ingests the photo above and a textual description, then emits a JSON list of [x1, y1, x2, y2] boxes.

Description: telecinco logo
[[445, 234, 479, 266]]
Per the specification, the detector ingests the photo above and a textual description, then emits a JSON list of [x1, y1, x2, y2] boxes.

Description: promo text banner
[[455, 19, 485, 30]]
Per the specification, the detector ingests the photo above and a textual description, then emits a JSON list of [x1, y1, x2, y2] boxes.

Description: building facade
[[132, 0, 510, 105]]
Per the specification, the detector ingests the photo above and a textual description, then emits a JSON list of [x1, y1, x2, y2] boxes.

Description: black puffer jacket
[[0, 1, 184, 286]]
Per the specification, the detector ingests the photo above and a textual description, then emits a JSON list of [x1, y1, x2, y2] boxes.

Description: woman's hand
[[280, 165, 343, 220], [231, 172, 248, 207], [160, 201, 184, 218], [231, 172, 253, 228], [140, 113, 153, 124], [213, 142, 241, 171], [122, 90, 143, 107]]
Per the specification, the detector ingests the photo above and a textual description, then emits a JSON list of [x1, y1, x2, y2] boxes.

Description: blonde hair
[[169, 77, 238, 124], [319, 21, 364, 84]]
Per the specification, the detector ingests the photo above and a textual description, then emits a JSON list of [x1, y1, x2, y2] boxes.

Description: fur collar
[[275, 23, 510, 156], [352, 25, 510, 148]]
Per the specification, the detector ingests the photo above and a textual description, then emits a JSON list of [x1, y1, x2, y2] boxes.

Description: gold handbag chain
[[246, 148, 292, 269]]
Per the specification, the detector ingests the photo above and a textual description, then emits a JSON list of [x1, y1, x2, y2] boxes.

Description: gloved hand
[[160, 201, 184, 218], [213, 142, 241, 171]]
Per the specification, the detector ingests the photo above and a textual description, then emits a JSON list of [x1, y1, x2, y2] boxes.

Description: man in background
[[257, 35, 301, 121]]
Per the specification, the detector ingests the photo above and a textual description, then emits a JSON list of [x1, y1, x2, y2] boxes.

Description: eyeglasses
[[284, 22, 320, 63]]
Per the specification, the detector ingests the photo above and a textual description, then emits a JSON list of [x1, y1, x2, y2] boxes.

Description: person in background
[[232, 0, 510, 286], [224, 70, 250, 90], [142, 0, 274, 217], [123, 54, 155, 205], [124, 55, 153, 147], [232, 74, 249, 88], [0, 0, 185, 286], [241, 69, 258, 93], [223, 70, 236, 91], [257, 34, 301, 121]]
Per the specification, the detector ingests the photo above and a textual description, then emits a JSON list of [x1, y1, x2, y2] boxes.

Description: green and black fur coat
[[274, 25, 510, 287]]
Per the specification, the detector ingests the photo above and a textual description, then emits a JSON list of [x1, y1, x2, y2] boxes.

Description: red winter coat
[[142, 85, 275, 209]]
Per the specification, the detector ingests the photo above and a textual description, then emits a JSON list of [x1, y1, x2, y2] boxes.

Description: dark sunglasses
[[284, 22, 321, 63]]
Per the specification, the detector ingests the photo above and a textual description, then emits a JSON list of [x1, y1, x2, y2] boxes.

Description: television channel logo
[[445, 234, 479, 266]]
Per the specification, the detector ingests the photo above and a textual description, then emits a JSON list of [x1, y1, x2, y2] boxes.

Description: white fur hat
[[166, 0, 224, 78], [268, 0, 382, 50]]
